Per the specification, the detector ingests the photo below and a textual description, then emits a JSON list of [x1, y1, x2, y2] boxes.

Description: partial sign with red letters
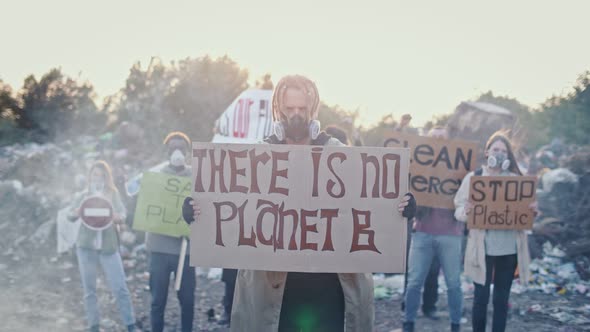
[[190, 143, 410, 273]]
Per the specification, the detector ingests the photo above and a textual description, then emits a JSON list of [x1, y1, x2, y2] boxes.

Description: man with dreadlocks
[[184, 75, 416, 331]]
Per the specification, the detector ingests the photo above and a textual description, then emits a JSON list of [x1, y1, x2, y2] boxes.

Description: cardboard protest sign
[[215, 89, 273, 142], [384, 132, 477, 209], [80, 196, 113, 231], [190, 143, 410, 273], [467, 176, 537, 230], [133, 172, 191, 237]]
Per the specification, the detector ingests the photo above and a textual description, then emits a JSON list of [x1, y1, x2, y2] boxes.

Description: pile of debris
[[0, 134, 157, 268], [527, 242, 590, 297], [532, 148, 590, 280]]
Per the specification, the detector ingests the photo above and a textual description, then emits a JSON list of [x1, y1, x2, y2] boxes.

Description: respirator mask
[[273, 116, 320, 142], [487, 152, 510, 171]]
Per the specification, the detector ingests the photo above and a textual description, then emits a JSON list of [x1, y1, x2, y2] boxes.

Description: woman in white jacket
[[454, 132, 537, 332]]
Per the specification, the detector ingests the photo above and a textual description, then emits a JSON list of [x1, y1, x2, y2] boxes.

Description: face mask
[[284, 115, 309, 142], [90, 180, 105, 194], [170, 149, 186, 167], [487, 152, 510, 171]]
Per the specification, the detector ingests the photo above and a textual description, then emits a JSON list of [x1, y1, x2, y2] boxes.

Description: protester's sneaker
[[451, 323, 461, 332], [402, 321, 415, 332]]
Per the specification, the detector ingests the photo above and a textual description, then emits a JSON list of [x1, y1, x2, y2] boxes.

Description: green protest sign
[[133, 172, 191, 237]]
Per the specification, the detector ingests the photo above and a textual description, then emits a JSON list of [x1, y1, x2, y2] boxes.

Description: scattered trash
[[131, 244, 146, 257], [59, 262, 74, 270], [100, 318, 117, 329], [373, 274, 406, 296], [374, 285, 392, 299], [120, 231, 137, 246], [13, 235, 27, 247], [528, 304, 542, 313], [527, 242, 590, 296], [29, 219, 55, 245], [207, 268, 222, 280]]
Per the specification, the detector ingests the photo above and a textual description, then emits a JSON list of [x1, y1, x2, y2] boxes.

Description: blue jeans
[[76, 247, 135, 328], [149, 252, 196, 332], [404, 232, 463, 324], [422, 255, 440, 314]]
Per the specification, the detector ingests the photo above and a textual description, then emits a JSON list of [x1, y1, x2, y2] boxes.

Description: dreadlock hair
[[271, 75, 320, 123]]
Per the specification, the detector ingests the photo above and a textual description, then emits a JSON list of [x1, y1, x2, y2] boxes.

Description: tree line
[[1, 55, 588, 150]]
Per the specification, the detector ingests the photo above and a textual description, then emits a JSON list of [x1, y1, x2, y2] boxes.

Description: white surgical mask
[[170, 149, 186, 167], [90, 180, 105, 194]]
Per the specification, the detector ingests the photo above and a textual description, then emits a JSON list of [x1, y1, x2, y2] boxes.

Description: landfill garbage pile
[[527, 242, 590, 297], [0, 136, 161, 331], [514, 241, 590, 327], [532, 148, 590, 280], [0, 135, 156, 269]]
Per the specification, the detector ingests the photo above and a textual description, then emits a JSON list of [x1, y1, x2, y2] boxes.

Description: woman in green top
[[70, 160, 136, 332]]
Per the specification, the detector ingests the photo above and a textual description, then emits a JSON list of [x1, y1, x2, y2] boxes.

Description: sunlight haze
[[1, 0, 589, 127]]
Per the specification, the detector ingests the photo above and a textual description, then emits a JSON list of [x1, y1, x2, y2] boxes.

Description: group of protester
[[67, 74, 537, 332], [69, 132, 197, 332]]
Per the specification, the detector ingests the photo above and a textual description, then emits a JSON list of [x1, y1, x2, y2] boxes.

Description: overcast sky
[[1, 0, 589, 126]]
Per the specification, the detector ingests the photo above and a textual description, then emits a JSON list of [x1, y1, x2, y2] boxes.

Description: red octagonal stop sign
[[80, 196, 114, 231]]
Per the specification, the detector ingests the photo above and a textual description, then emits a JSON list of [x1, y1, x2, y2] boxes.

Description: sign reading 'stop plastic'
[[468, 176, 537, 230]]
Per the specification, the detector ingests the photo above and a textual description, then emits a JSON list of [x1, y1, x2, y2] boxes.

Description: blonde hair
[[271, 75, 320, 122], [88, 160, 118, 194]]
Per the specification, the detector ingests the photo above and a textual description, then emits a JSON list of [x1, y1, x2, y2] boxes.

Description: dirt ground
[[1, 242, 589, 332]]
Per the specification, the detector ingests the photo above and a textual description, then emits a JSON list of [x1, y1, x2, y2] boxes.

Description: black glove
[[182, 197, 195, 224], [402, 193, 416, 220]]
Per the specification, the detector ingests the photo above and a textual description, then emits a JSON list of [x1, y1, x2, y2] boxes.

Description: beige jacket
[[454, 167, 531, 286], [230, 270, 374, 332], [230, 136, 375, 331]]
